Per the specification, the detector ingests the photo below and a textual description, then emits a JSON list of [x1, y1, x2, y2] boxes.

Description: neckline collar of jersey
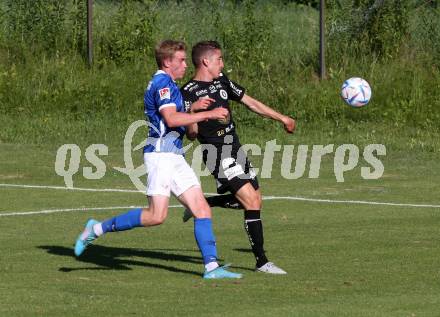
[[192, 77, 217, 84], [155, 70, 176, 82]]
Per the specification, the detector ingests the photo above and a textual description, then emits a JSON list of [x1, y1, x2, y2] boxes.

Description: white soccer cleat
[[256, 262, 287, 274]]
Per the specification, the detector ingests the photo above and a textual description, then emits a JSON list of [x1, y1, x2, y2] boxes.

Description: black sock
[[244, 210, 268, 268], [206, 194, 243, 209]]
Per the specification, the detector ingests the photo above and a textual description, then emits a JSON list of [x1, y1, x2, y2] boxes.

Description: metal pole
[[87, 0, 93, 67], [319, 0, 326, 80]]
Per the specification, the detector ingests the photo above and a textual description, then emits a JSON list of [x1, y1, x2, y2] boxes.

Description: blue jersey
[[143, 70, 186, 155]]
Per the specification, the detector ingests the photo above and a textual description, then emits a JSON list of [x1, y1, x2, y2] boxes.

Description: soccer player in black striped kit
[[181, 41, 296, 274]]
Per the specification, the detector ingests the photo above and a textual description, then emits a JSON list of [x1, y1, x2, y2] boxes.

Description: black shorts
[[201, 142, 259, 194]]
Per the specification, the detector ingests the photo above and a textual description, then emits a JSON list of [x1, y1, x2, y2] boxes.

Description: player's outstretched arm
[[160, 106, 227, 128], [240, 94, 296, 133]]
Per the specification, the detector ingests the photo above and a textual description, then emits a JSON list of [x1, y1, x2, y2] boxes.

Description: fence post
[[319, 0, 326, 80], [87, 0, 93, 67]]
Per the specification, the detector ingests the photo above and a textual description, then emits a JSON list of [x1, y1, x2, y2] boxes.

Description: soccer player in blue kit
[[74, 40, 242, 279]]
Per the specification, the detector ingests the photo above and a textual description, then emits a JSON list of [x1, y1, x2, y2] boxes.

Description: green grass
[[1, 141, 440, 316], [1, 1, 439, 147], [1, 1, 440, 315]]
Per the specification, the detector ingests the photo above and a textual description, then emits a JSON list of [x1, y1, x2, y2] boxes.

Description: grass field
[[1, 1, 439, 316], [1, 141, 440, 317]]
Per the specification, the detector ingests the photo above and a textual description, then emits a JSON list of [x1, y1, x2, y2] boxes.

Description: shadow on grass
[[38, 245, 206, 276], [233, 248, 253, 253]]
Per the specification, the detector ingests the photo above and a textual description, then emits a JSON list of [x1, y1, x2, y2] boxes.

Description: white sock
[[93, 223, 104, 237], [205, 261, 219, 272]]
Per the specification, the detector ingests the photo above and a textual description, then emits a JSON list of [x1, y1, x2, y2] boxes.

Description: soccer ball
[[341, 77, 372, 107]]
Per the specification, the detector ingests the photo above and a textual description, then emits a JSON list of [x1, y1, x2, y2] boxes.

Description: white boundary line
[[262, 196, 440, 208], [0, 205, 181, 217], [1, 183, 440, 218], [0, 183, 217, 196], [0, 183, 141, 193]]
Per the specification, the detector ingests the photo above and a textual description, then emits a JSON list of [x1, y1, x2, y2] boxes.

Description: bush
[[410, 4, 440, 66], [2, 0, 66, 54], [327, 0, 410, 61], [96, 0, 157, 64], [0, 0, 439, 149]]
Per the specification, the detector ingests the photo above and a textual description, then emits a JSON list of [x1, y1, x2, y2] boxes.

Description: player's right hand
[[191, 97, 216, 112], [206, 107, 228, 120], [283, 116, 296, 133]]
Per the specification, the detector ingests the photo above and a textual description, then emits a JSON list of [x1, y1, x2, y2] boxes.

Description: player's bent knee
[[192, 206, 212, 219], [256, 193, 262, 209], [200, 200, 211, 212], [140, 207, 167, 226], [153, 217, 166, 226], [147, 214, 167, 226], [186, 196, 211, 217], [243, 192, 262, 210]]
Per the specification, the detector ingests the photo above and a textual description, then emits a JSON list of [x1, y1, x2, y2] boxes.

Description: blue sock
[[194, 218, 218, 265], [101, 208, 143, 233]]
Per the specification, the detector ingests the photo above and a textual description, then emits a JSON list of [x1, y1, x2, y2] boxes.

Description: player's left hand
[[191, 97, 216, 112], [282, 116, 296, 133]]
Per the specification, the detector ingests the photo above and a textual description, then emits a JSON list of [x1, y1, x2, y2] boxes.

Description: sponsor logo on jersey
[[212, 80, 222, 89], [184, 101, 192, 112], [229, 82, 242, 96], [159, 87, 171, 100], [183, 82, 195, 91], [189, 83, 199, 92], [220, 89, 228, 100], [196, 89, 208, 97], [225, 123, 234, 133], [209, 85, 217, 93]]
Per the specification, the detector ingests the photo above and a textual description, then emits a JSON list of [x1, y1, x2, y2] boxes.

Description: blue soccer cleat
[[203, 264, 242, 279], [74, 219, 99, 257]]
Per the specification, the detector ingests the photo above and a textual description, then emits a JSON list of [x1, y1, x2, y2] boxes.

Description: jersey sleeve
[[219, 73, 246, 102], [154, 77, 177, 112]]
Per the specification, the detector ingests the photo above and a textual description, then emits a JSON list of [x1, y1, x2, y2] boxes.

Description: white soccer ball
[[341, 77, 372, 107]]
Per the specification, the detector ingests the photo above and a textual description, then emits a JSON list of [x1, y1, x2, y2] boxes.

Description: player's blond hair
[[155, 40, 186, 68]]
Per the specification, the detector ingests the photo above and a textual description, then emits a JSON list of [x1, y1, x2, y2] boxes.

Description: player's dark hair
[[155, 40, 186, 68], [192, 41, 222, 68]]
